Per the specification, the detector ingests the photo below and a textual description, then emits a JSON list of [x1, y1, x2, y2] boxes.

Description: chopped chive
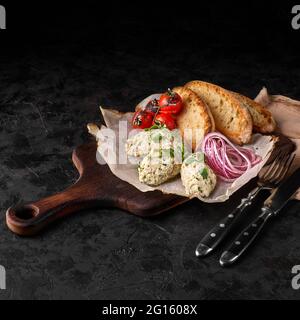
[[200, 167, 208, 179]]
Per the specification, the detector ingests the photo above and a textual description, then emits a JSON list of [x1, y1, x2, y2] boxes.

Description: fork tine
[[268, 153, 290, 184], [259, 152, 282, 180], [271, 153, 296, 185], [260, 150, 286, 182]]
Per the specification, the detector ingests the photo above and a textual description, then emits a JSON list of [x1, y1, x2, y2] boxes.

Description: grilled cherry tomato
[[159, 89, 183, 114], [144, 98, 159, 113], [132, 110, 154, 129], [154, 113, 177, 130]]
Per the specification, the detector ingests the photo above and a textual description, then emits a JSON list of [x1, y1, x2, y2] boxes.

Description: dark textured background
[[0, 1, 300, 299]]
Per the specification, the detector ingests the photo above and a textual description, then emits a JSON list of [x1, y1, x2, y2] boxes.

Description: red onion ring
[[201, 132, 261, 182]]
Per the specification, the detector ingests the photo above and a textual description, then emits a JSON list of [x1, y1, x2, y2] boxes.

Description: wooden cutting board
[[6, 142, 189, 236], [6, 134, 294, 236]]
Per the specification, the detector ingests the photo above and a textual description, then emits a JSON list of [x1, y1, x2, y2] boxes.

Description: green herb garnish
[[145, 124, 160, 131], [197, 153, 205, 162], [200, 167, 208, 179], [151, 133, 163, 143], [185, 157, 197, 165], [160, 148, 174, 158], [169, 148, 174, 158], [184, 152, 205, 165]]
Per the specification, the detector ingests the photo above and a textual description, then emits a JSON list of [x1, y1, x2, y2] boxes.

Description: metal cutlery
[[220, 165, 300, 266], [195, 151, 295, 257]]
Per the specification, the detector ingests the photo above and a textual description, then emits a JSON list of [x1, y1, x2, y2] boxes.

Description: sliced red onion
[[202, 132, 262, 182]]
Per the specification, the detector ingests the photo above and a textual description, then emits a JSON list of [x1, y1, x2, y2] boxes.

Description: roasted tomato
[[132, 110, 154, 129], [145, 98, 159, 113], [154, 113, 177, 130], [159, 89, 183, 114]]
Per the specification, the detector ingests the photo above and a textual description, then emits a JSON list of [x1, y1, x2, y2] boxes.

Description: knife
[[219, 167, 300, 267]]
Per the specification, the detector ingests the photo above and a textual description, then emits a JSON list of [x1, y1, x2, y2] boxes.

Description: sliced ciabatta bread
[[185, 80, 253, 145], [173, 86, 215, 151], [233, 93, 276, 133]]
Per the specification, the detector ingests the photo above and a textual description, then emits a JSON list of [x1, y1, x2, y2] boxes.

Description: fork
[[220, 153, 296, 266], [195, 150, 292, 257]]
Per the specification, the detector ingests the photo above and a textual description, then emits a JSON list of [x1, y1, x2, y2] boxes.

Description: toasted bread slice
[[185, 80, 253, 145], [173, 86, 215, 151], [233, 93, 276, 133]]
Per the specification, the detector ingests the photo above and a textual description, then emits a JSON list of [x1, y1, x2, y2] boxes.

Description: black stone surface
[[0, 1, 300, 300]]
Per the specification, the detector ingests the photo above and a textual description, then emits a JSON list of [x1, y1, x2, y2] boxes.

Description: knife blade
[[219, 167, 300, 267]]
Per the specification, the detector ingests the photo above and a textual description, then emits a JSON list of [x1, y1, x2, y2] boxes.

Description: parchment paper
[[255, 88, 300, 200], [91, 104, 276, 203]]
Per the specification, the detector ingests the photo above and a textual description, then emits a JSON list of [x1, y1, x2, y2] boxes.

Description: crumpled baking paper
[[89, 95, 276, 202], [255, 88, 300, 200]]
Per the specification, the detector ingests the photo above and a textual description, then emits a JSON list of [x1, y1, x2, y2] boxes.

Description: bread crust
[[185, 80, 253, 145], [234, 93, 276, 133], [173, 86, 214, 151]]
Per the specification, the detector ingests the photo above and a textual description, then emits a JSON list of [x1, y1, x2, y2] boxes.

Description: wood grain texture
[[6, 142, 188, 236]]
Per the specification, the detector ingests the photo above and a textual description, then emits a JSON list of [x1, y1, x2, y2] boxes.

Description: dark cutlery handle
[[195, 187, 261, 257], [219, 207, 273, 266]]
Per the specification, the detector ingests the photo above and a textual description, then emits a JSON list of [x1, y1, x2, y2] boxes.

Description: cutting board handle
[[6, 142, 114, 236], [6, 179, 110, 236], [5, 142, 188, 236]]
